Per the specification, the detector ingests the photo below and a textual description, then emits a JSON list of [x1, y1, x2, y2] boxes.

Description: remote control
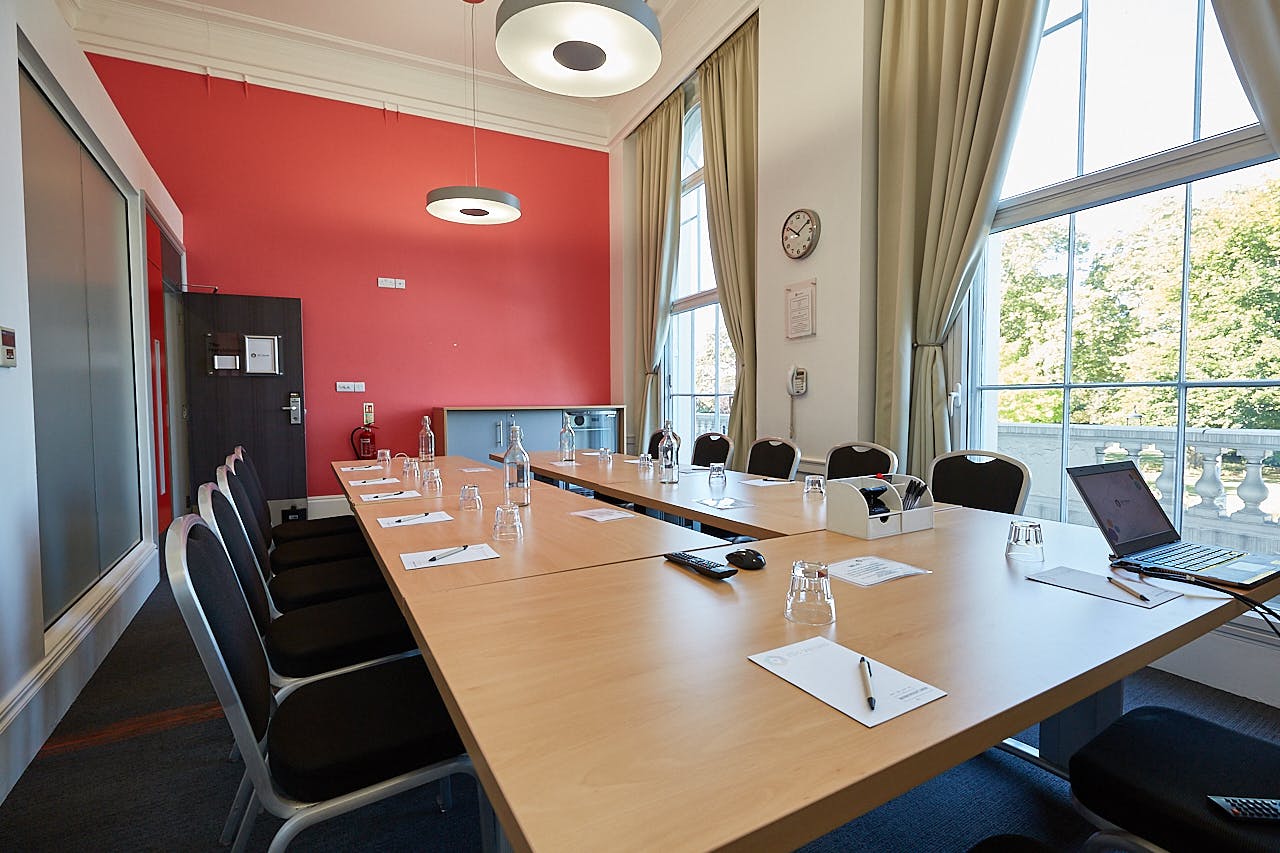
[[664, 552, 738, 580], [1208, 796, 1280, 821]]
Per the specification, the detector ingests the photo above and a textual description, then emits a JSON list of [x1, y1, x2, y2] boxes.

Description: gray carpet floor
[[1, 581, 1277, 852]]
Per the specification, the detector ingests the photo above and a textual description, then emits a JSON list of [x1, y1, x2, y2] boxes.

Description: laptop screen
[[1067, 461, 1180, 556]]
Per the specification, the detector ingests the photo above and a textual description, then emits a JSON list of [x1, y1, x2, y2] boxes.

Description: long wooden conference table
[[334, 455, 1279, 851]]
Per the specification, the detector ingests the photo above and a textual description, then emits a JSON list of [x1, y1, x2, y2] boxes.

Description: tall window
[[972, 0, 1279, 557], [666, 102, 736, 462]]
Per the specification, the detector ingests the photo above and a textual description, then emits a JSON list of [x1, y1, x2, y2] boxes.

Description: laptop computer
[[1066, 460, 1280, 589]]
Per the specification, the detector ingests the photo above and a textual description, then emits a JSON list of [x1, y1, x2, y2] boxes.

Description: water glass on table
[[422, 467, 443, 497], [636, 453, 653, 472], [376, 448, 392, 476], [459, 484, 483, 512], [708, 463, 727, 490], [785, 561, 836, 625], [1005, 520, 1044, 561], [492, 503, 523, 541], [803, 474, 825, 496]]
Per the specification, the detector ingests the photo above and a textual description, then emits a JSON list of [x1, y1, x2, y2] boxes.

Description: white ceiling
[[57, 0, 752, 149]]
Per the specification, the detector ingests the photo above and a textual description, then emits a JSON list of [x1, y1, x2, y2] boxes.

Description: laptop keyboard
[[1142, 542, 1246, 571]]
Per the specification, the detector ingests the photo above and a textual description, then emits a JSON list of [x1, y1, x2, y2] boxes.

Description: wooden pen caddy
[[826, 475, 934, 540]]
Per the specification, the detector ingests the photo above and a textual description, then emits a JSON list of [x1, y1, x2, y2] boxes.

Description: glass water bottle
[[559, 413, 576, 462], [658, 420, 679, 484], [418, 415, 435, 464], [504, 424, 532, 506]]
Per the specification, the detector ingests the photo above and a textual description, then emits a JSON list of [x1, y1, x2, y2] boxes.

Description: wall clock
[[782, 208, 820, 259]]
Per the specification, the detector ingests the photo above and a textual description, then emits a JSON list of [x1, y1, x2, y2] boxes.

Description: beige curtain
[[633, 89, 685, 444], [874, 0, 1047, 476], [700, 16, 758, 470], [1212, 0, 1280, 152]]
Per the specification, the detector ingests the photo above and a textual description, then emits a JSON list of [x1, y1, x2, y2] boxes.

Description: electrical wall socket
[[336, 381, 366, 392], [377, 277, 406, 289]]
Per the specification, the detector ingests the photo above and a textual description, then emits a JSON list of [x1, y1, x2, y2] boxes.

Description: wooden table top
[[352, 479, 721, 595], [330, 456, 500, 505], [516, 450, 828, 539], [406, 508, 1279, 852]]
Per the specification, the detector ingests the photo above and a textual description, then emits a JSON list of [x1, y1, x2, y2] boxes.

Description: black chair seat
[[268, 556, 386, 611], [270, 531, 370, 573], [272, 514, 359, 545], [1070, 706, 1280, 853], [264, 590, 413, 678], [269, 655, 464, 803]]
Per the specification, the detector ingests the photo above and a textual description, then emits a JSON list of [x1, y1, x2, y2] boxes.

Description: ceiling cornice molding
[[605, 0, 758, 145], [66, 0, 613, 150]]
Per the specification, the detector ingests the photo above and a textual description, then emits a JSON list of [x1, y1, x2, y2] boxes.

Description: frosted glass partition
[[20, 71, 140, 627]]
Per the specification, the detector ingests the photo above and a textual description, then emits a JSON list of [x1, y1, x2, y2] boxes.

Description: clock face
[[782, 209, 819, 259]]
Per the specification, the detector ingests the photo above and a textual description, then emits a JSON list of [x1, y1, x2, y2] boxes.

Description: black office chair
[[927, 450, 1030, 514], [198, 482, 414, 686], [218, 464, 370, 573], [825, 441, 898, 480], [231, 446, 359, 544], [691, 432, 734, 468], [209, 471, 386, 611], [745, 437, 801, 480], [1070, 706, 1280, 852], [647, 429, 682, 459], [164, 514, 491, 853]]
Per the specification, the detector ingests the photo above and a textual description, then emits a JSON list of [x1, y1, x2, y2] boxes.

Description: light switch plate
[[1, 326, 15, 368], [377, 277, 398, 289]]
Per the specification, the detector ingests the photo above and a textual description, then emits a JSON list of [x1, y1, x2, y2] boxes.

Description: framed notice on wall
[[785, 280, 817, 339], [244, 334, 282, 375]]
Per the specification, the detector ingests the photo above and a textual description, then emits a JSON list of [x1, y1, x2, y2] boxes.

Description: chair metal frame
[[165, 515, 494, 853], [691, 432, 735, 468], [1072, 796, 1173, 853], [824, 441, 898, 479], [746, 436, 802, 481], [926, 449, 1031, 514]]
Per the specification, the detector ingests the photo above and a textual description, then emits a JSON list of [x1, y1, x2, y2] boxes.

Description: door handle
[[283, 392, 302, 425]]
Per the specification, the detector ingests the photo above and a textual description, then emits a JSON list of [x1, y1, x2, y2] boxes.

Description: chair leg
[[227, 739, 240, 762], [1083, 829, 1172, 853], [230, 790, 260, 853], [476, 778, 498, 853], [436, 775, 453, 812], [220, 770, 253, 845]]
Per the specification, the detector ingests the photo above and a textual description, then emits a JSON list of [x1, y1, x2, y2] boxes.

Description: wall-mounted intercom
[[788, 366, 808, 397]]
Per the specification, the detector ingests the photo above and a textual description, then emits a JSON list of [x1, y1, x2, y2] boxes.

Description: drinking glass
[[803, 474, 826, 496], [404, 458, 421, 488], [459, 484, 483, 512], [598, 444, 612, 463], [1005, 520, 1044, 561], [422, 467, 443, 497], [708, 463, 727, 489], [376, 448, 392, 475], [492, 503, 524, 541], [785, 561, 836, 625], [637, 453, 653, 471]]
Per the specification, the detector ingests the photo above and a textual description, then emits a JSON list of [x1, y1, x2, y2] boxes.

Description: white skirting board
[[1150, 614, 1280, 708], [307, 494, 354, 520], [0, 548, 157, 802]]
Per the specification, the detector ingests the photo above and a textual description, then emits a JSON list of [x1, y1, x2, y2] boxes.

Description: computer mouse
[[726, 548, 766, 570]]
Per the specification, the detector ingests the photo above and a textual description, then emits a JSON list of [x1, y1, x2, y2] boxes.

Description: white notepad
[[570, 508, 633, 522], [459, 467, 492, 473], [742, 478, 795, 488], [349, 477, 398, 486], [401, 544, 500, 570], [339, 464, 381, 471], [359, 490, 422, 502], [829, 556, 932, 587], [696, 497, 754, 509], [1028, 565, 1182, 608], [749, 637, 946, 727], [377, 511, 453, 529]]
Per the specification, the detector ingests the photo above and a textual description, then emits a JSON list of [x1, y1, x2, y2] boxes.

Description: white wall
[[0, 0, 181, 801], [755, 0, 879, 470], [610, 0, 880, 470]]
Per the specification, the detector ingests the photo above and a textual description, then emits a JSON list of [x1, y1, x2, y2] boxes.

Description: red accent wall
[[145, 213, 173, 531], [90, 55, 611, 494]]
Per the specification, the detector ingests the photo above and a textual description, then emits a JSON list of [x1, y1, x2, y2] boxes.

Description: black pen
[[428, 544, 468, 562], [393, 512, 430, 525], [859, 656, 877, 711], [370, 491, 407, 500]]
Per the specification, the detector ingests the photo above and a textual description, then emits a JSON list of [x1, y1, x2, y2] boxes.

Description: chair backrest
[[647, 429, 682, 458], [164, 515, 274, 746], [691, 432, 734, 468], [826, 441, 898, 480], [927, 450, 1031, 514], [226, 448, 273, 546], [198, 482, 275, 632], [746, 437, 801, 480], [217, 465, 274, 579]]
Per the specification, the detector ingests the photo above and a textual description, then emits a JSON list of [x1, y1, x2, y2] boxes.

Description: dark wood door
[[184, 293, 305, 505]]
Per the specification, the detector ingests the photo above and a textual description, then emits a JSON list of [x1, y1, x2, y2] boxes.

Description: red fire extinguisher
[[350, 423, 378, 459]]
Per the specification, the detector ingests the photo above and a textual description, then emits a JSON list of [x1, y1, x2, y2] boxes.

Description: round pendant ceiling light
[[495, 0, 662, 98], [426, 185, 522, 224], [427, 0, 522, 225]]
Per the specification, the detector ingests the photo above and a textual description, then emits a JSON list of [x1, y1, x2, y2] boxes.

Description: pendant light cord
[[469, 2, 479, 188]]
